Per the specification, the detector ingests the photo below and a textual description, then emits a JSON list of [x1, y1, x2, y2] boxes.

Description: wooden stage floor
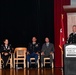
[[0, 68, 63, 75]]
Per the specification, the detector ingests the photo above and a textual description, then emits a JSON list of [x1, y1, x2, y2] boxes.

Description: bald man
[[41, 37, 54, 68], [68, 25, 76, 43]]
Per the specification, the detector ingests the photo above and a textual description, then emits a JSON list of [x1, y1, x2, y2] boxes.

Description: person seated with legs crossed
[[0, 39, 13, 69]]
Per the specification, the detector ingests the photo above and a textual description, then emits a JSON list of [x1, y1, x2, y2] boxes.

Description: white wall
[[71, 0, 76, 5], [67, 13, 76, 37]]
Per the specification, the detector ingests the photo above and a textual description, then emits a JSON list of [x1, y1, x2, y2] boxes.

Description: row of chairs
[[0, 47, 54, 69]]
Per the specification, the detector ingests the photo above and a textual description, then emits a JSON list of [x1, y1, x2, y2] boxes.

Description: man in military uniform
[[0, 39, 12, 69], [68, 25, 76, 43], [27, 37, 40, 68]]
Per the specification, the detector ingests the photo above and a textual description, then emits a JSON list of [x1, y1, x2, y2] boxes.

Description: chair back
[[15, 47, 27, 58]]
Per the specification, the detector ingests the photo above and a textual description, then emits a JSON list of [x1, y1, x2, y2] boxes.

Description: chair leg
[[10, 59, 12, 68], [52, 62, 54, 68], [27, 62, 29, 68], [0, 60, 1, 69], [24, 59, 25, 68], [25, 60, 26, 68], [44, 59, 45, 67], [38, 59, 39, 68], [14, 60, 15, 68]]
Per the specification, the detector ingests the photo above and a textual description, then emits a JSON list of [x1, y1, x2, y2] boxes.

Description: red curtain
[[54, 0, 70, 67]]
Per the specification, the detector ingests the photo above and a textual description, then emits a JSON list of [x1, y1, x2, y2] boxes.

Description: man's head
[[45, 37, 50, 43], [72, 25, 76, 33], [32, 37, 37, 42], [4, 39, 9, 45]]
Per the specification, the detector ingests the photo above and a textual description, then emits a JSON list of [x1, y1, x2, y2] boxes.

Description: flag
[[59, 14, 65, 50]]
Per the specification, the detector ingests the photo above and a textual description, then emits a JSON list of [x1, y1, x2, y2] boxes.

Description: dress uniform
[[0, 44, 12, 68], [27, 43, 40, 67], [68, 33, 76, 43]]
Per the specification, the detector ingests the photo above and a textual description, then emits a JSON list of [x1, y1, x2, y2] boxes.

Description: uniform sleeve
[[27, 43, 31, 52], [0, 46, 2, 53], [0, 45, 4, 53], [9, 44, 13, 53], [36, 43, 40, 53], [68, 34, 72, 44], [41, 44, 45, 52], [51, 44, 54, 52]]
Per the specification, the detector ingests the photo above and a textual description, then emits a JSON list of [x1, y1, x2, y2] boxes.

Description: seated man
[[41, 37, 54, 68], [27, 37, 40, 68], [0, 39, 13, 69]]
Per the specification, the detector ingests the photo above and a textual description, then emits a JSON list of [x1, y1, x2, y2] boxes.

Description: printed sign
[[65, 45, 76, 57]]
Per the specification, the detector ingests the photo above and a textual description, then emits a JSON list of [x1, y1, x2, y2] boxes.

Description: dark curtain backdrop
[[0, 0, 70, 67], [0, 0, 54, 48], [54, 0, 70, 67]]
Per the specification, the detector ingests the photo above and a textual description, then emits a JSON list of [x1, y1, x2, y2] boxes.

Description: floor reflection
[[0, 68, 63, 75]]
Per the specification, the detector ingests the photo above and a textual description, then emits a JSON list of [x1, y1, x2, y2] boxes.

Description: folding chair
[[0, 53, 2, 69], [44, 53, 54, 68], [14, 47, 27, 68], [27, 55, 40, 68], [0, 53, 13, 69]]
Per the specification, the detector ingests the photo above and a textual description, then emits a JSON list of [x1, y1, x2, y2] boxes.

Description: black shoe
[[3, 66, 6, 69], [41, 63, 43, 68], [2, 64, 6, 69], [35, 64, 37, 68], [29, 64, 32, 69], [2, 65, 4, 69]]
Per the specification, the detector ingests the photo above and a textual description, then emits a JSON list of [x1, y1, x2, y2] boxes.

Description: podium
[[64, 44, 76, 75]]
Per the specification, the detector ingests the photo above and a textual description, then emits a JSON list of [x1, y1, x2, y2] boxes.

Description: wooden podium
[[64, 44, 76, 75], [63, 5, 76, 75]]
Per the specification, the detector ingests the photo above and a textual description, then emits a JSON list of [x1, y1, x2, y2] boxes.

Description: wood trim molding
[[63, 5, 76, 13]]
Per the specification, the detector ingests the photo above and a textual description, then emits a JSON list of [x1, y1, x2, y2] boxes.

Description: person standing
[[68, 25, 76, 44]]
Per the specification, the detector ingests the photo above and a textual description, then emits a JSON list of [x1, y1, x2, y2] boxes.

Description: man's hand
[[2, 52, 4, 55], [4, 53, 8, 56], [41, 52, 44, 55], [27, 52, 30, 55], [50, 52, 53, 55], [36, 52, 39, 55]]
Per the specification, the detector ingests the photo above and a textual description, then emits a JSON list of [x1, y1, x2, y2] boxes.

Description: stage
[[0, 68, 63, 75]]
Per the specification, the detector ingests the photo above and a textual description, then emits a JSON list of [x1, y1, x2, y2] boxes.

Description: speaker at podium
[[64, 44, 76, 75]]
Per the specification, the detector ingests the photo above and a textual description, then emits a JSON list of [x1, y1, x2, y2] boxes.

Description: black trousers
[[2, 54, 10, 68]]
